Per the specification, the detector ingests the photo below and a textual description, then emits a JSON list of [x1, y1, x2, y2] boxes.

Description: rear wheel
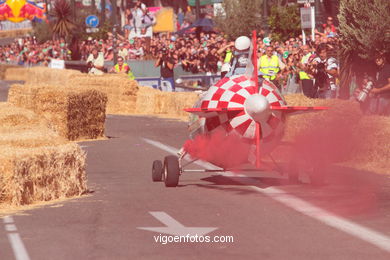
[[164, 156, 180, 187], [152, 160, 163, 182]]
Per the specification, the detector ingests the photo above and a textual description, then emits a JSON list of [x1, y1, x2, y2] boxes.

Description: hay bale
[[0, 144, 86, 206], [68, 74, 139, 114], [8, 84, 107, 141], [0, 102, 43, 129], [135, 86, 198, 118], [5, 67, 82, 83], [0, 103, 87, 206], [0, 102, 66, 147], [4, 67, 30, 81], [135, 86, 160, 115], [284, 94, 362, 141], [0, 64, 18, 80], [283, 94, 390, 174], [23, 67, 82, 85], [154, 91, 199, 117], [348, 115, 390, 173]]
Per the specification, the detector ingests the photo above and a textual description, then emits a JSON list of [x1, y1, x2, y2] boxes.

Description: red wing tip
[[270, 106, 329, 110]]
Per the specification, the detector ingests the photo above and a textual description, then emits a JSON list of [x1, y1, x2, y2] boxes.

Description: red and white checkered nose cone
[[244, 94, 271, 122]]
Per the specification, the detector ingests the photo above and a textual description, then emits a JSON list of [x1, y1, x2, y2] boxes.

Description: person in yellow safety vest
[[258, 46, 281, 87], [298, 44, 315, 98], [110, 56, 135, 80]]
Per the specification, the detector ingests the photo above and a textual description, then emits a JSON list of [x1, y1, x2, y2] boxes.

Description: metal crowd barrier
[[0, 20, 32, 31]]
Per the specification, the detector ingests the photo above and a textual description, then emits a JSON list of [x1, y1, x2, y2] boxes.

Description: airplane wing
[[270, 106, 329, 115], [184, 107, 244, 118]]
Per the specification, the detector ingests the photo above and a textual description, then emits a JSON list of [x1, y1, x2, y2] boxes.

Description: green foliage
[[338, 0, 390, 60], [31, 0, 113, 44], [338, 0, 390, 98], [268, 4, 301, 42], [214, 0, 263, 40], [51, 0, 76, 38], [87, 21, 114, 40]]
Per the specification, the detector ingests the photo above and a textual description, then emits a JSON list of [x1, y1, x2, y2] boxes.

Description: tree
[[268, 4, 301, 42], [51, 0, 76, 39], [214, 0, 263, 40], [338, 0, 390, 98]]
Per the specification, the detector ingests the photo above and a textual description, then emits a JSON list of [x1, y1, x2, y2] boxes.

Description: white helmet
[[235, 36, 251, 51], [221, 63, 231, 72]]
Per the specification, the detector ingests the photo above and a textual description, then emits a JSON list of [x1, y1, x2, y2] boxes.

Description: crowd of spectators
[[1, 13, 388, 114], [0, 36, 70, 66], [0, 12, 341, 81], [0, 22, 341, 95]]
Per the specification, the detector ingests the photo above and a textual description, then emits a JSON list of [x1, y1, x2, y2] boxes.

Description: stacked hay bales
[[0, 103, 64, 147], [0, 103, 87, 206], [136, 86, 199, 118], [4, 66, 82, 83], [283, 94, 362, 141], [346, 115, 390, 173], [3, 67, 30, 81], [284, 94, 390, 174], [68, 74, 197, 117], [135, 86, 160, 115], [68, 74, 139, 114], [0, 64, 18, 80], [8, 84, 107, 141], [5, 67, 197, 119], [24, 67, 82, 85]]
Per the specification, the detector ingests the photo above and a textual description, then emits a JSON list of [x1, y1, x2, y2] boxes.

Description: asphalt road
[[1, 80, 390, 259]]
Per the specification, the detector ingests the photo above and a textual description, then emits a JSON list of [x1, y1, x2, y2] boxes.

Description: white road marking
[[143, 138, 390, 253], [138, 211, 217, 236], [5, 224, 17, 232], [3, 216, 30, 260], [149, 212, 184, 227], [3, 216, 14, 224]]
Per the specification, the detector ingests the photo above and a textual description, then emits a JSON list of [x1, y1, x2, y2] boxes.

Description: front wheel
[[164, 156, 180, 187]]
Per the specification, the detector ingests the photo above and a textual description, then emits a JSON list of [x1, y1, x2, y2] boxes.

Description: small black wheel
[[164, 155, 180, 187], [152, 160, 163, 182]]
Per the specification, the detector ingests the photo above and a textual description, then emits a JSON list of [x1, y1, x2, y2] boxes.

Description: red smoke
[[183, 130, 251, 169], [183, 103, 382, 217], [280, 104, 381, 217]]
